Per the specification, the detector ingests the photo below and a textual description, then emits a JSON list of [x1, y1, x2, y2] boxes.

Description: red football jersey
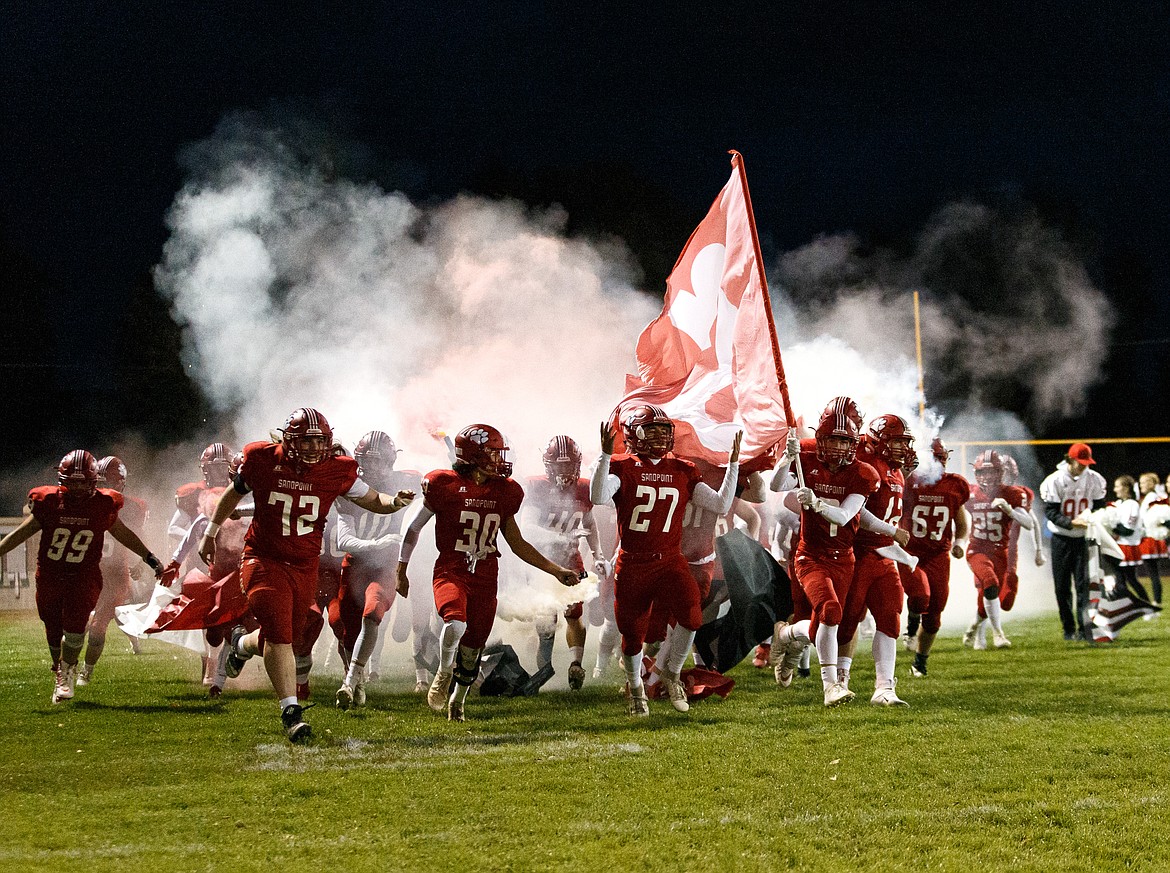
[[794, 441, 880, 554], [901, 472, 971, 557], [422, 468, 525, 583], [239, 441, 361, 569], [609, 454, 702, 556], [29, 486, 124, 577], [853, 446, 905, 552], [525, 476, 593, 569], [966, 483, 1029, 558]]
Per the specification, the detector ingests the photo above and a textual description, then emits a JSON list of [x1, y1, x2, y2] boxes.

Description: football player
[[590, 404, 741, 716], [964, 451, 1035, 648], [395, 424, 580, 722], [333, 431, 423, 709], [898, 438, 970, 677], [835, 414, 915, 706], [0, 451, 165, 703], [770, 397, 879, 707], [199, 408, 415, 742], [79, 456, 151, 685], [521, 435, 608, 691], [170, 443, 234, 554]]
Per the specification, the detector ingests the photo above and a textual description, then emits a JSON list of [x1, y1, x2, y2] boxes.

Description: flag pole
[[729, 150, 804, 488], [913, 290, 926, 432]]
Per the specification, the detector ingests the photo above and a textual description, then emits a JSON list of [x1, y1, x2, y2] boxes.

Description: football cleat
[[335, 683, 355, 711], [296, 682, 310, 702], [910, 655, 928, 678], [567, 661, 586, 691], [992, 629, 1012, 649], [752, 644, 771, 669], [798, 667, 811, 679], [962, 619, 980, 648], [427, 670, 454, 713], [903, 633, 918, 653], [52, 664, 78, 703], [823, 682, 855, 708], [353, 679, 366, 707], [224, 626, 252, 678], [77, 664, 94, 687], [626, 682, 650, 717], [871, 683, 910, 707], [661, 673, 690, 713], [973, 631, 987, 651], [447, 699, 465, 722], [412, 679, 430, 694], [208, 685, 223, 700], [281, 703, 312, 743]]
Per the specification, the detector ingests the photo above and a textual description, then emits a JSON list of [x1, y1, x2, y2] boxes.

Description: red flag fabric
[[146, 568, 250, 633], [618, 155, 788, 465]]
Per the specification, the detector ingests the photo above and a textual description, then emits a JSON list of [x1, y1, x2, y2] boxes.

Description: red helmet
[[972, 450, 1004, 492], [867, 414, 914, 466], [621, 404, 674, 458], [931, 437, 951, 464], [903, 448, 920, 473], [96, 456, 127, 492], [815, 397, 861, 468], [1000, 453, 1020, 485], [58, 450, 99, 497], [454, 424, 513, 478], [355, 431, 398, 483], [281, 408, 333, 466], [200, 443, 235, 487], [543, 435, 582, 487]]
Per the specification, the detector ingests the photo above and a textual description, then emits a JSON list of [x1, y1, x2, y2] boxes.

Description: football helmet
[[931, 437, 951, 464], [972, 450, 1004, 493], [281, 408, 333, 466], [621, 404, 674, 458], [454, 424, 513, 478], [1001, 454, 1020, 486], [58, 450, 99, 497], [355, 431, 398, 485], [903, 448, 920, 473], [96, 456, 127, 492], [815, 397, 861, 469], [543, 435, 582, 488], [867, 414, 915, 466], [200, 443, 235, 487]]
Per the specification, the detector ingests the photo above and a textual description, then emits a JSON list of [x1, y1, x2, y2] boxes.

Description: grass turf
[[1, 612, 1168, 873]]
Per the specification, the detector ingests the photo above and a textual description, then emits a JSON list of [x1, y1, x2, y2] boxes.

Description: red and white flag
[[616, 152, 791, 466]]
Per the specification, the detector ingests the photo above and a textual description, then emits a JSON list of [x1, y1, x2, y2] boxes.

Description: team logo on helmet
[[454, 424, 513, 478], [58, 450, 99, 498], [97, 456, 128, 492], [621, 405, 675, 459], [868, 414, 914, 466]]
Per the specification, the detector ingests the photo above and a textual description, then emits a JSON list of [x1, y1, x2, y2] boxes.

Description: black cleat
[[281, 703, 313, 743], [797, 667, 811, 679], [224, 626, 252, 679]]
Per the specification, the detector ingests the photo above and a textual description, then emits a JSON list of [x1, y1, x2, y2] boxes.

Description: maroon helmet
[[815, 397, 861, 469], [867, 414, 915, 466], [454, 424, 513, 478], [972, 450, 1004, 492], [543, 435, 582, 488], [228, 450, 245, 480], [96, 456, 127, 492], [200, 442, 235, 487], [355, 430, 398, 484], [281, 408, 332, 466], [58, 450, 99, 498], [903, 447, 920, 473], [931, 437, 951, 465], [1000, 453, 1020, 486], [621, 404, 674, 459]]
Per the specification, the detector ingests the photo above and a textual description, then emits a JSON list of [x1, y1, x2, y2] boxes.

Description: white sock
[[415, 667, 430, 683], [597, 621, 620, 672], [451, 680, 471, 705], [815, 623, 839, 688], [791, 619, 812, 646], [278, 695, 298, 710], [664, 625, 696, 676], [346, 616, 380, 686], [838, 655, 853, 684], [984, 597, 1004, 634], [569, 645, 584, 664], [621, 652, 643, 690], [438, 620, 466, 672], [799, 645, 812, 670], [536, 632, 555, 670], [872, 631, 896, 688]]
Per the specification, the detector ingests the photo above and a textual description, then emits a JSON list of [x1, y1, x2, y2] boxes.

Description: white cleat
[[992, 629, 1012, 649], [625, 682, 649, 717], [661, 673, 690, 713], [903, 634, 918, 653], [412, 679, 429, 694], [77, 664, 94, 687], [823, 682, 855, 708], [871, 682, 910, 707], [52, 664, 78, 703], [335, 684, 355, 711], [427, 670, 453, 713], [962, 620, 980, 648], [353, 679, 366, 707], [973, 633, 987, 651], [774, 639, 803, 688]]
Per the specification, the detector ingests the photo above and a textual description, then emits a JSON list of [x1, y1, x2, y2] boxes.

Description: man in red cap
[[1039, 443, 1107, 641]]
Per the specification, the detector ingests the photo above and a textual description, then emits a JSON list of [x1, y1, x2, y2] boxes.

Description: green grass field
[[2, 611, 1168, 873]]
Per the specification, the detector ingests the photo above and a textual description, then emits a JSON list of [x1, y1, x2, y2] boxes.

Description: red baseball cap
[[1067, 443, 1096, 465]]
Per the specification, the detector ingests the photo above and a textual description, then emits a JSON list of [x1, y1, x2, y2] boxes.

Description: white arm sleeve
[[172, 515, 209, 564], [590, 454, 620, 506], [693, 462, 741, 515], [167, 508, 192, 540], [859, 506, 898, 537], [335, 511, 386, 554], [343, 478, 372, 500], [816, 492, 867, 527], [397, 504, 435, 564], [1010, 506, 1034, 529]]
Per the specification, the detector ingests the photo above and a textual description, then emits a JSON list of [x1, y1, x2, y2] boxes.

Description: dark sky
[[3, 4, 1169, 462]]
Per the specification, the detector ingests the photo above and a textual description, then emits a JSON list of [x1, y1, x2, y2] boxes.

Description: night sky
[[3, 4, 1169, 476]]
